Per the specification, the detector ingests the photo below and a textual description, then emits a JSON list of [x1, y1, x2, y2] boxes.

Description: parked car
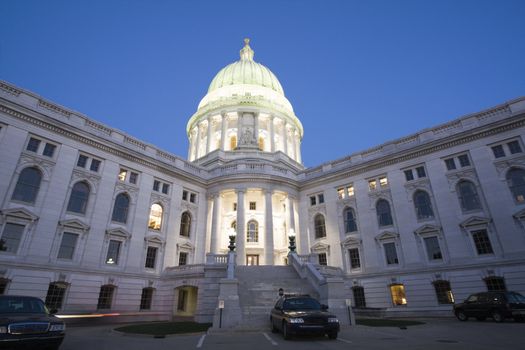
[[453, 291, 525, 322], [270, 294, 340, 340], [0, 295, 65, 349]]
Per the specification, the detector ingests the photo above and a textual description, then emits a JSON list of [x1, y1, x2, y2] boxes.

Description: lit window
[[43, 143, 56, 157], [0, 223, 25, 253], [106, 240, 121, 265], [249, 202, 256, 210], [258, 136, 264, 151], [491, 145, 505, 158], [348, 248, 360, 269], [145, 246, 158, 269], [337, 188, 345, 199], [67, 181, 90, 214], [433, 280, 454, 304], [179, 252, 188, 266], [140, 288, 154, 310], [26, 137, 40, 152], [368, 180, 377, 191], [314, 214, 326, 238], [45, 283, 67, 310], [423, 236, 442, 260], [472, 229, 493, 255], [118, 169, 127, 181], [347, 186, 354, 197], [230, 136, 237, 150], [508, 140, 522, 154], [390, 284, 407, 305], [246, 220, 259, 243], [318, 253, 327, 266], [90, 159, 101, 172], [12, 167, 42, 203], [506, 168, 525, 203], [384, 242, 399, 265], [404, 170, 414, 181], [57, 232, 78, 260], [148, 203, 163, 230], [77, 154, 88, 168], [379, 177, 388, 187], [97, 285, 115, 309]]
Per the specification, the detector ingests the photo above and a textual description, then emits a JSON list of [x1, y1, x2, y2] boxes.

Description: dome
[[207, 39, 284, 95]]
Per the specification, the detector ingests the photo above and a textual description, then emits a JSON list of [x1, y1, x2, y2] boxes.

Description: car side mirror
[[321, 304, 328, 310]]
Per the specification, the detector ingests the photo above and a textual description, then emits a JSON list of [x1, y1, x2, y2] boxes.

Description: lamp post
[[227, 228, 236, 279], [228, 228, 236, 252], [288, 228, 296, 253]]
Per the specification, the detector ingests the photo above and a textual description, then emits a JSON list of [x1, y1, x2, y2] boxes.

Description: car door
[[271, 299, 284, 330], [463, 294, 479, 317]]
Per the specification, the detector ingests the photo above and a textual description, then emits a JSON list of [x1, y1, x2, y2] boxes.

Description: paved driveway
[[61, 318, 524, 350]]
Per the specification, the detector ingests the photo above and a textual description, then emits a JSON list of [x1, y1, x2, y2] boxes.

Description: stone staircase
[[235, 265, 319, 329]]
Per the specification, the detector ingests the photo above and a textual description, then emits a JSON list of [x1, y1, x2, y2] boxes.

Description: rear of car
[[0, 295, 65, 349]]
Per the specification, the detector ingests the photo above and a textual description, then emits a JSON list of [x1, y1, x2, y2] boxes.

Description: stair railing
[[289, 252, 325, 294]]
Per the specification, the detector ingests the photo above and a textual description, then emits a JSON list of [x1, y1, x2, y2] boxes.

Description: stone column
[[287, 196, 296, 232], [206, 116, 212, 154], [254, 113, 259, 149], [221, 113, 227, 151], [269, 116, 275, 152], [210, 193, 221, 254], [264, 189, 274, 265], [235, 189, 246, 265], [195, 123, 201, 159], [296, 133, 302, 163], [290, 127, 297, 160], [236, 112, 242, 149]]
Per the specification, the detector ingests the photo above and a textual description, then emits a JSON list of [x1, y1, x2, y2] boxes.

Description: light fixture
[[288, 228, 296, 253], [106, 258, 114, 264], [228, 228, 236, 252]]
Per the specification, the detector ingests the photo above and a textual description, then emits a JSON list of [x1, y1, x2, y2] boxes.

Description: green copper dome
[[207, 39, 284, 95]]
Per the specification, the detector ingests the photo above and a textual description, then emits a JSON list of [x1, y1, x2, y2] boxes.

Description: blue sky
[[1, 0, 524, 167]]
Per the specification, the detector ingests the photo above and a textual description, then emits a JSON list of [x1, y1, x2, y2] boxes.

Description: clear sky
[[1, 0, 524, 167]]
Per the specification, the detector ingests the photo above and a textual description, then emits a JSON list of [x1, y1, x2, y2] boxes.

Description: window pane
[[153, 180, 160, 191], [310, 196, 316, 206], [390, 284, 407, 305], [0, 223, 25, 253], [376, 200, 393, 226], [416, 166, 426, 178], [384, 242, 398, 265], [180, 212, 191, 237], [45, 283, 67, 310], [118, 169, 127, 181], [352, 286, 366, 308], [90, 159, 101, 172], [247, 220, 258, 242], [77, 154, 88, 168], [314, 214, 326, 238], [508, 140, 522, 154], [43, 143, 56, 157], [182, 190, 188, 201], [423, 236, 442, 260], [179, 252, 188, 266], [162, 183, 169, 194], [347, 186, 354, 197], [140, 288, 154, 310], [507, 168, 525, 203], [404, 170, 414, 181], [414, 191, 434, 219], [129, 172, 138, 184], [12, 167, 42, 203], [433, 281, 454, 304], [485, 277, 506, 292], [491, 145, 505, 158], [145, 246, 158, 268], [106, 240, 121, 264], [97, 285, 114, 309], [348, 248, 361, 269], [458, 154, 470, 167], [457, 181, 482, 211], [445, 158, 456, 170], [337, 188, 345, 199], [148, 203, 162, 230], [111, 193, 129, 223], [67, 182, 90, 214], [26, 137, 40, 152], [379, 177, 388, 187], [190, 193, 196, 203], [318, 194, 324, 204], [368, 180, 377, 190], [318, 253, 327, 266], [344, 208, 357, 232], [57, 232, 78, 260], [472, 230, 493, 255]]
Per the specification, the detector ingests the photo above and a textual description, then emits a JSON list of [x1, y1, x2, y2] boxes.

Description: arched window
[[230, 136, 237, 150], [457, 180, 481, 211], [180, 211, 191, 237], [12, 167, 42, 203], [506, 168, 525, 203], [111, 193, 130, 223], [314, 214, 326, 238], [67, 181, 90, 214], [148, 203, 163, 230], [413, 190, 434, 220], [343, 207, 357, 233], [258, 136, 265, 151], [247, 220, 258, 242], [376, 199, 393, 226]]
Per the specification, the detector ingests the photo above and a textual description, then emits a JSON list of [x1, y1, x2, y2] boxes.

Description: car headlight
[[49, 323, 66, 332], [289, 318, 304, 324], [0, 326, 7, 334], [328, 318, 339, 323]]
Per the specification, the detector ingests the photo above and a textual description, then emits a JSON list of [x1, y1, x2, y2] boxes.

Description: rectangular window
[[337, 188, 345, 199], [348, 248, 361, 269], [310, 196, 316, 206], [423, 236, 443, 260], [458, 154, 470, 167], [384, 242, 399, 265], [77, 154, 88, 168], [145, 246, 158, 269], [404, 170, 414, 181], [347, 185, 354, 197], [352, 286, 366, 308], [508, 140, 522, 154], [485, 277, 506, 292], [45, 283, 67, 310], [43, 143, 56, 157], [57, 232, 78, 260], [472, 229, 494, 255], [433, 281, 454, 304], [162, 183, 169, 194], [368, 180, 377, 190], [379, 177, 388, 187], [129, 172, 138, 184], [153, 180, 160, 192], [249, 202, 256, 210], [97, 285, 114, 309], [190, 193, 196, 203], [318, 253, 327, 266], [118, 169, 127, 181], [491, 145, 505, 158], [106, 240, 121, 265], [140, 288, 154, 310], [182, 190, 188, 201], [0, 223, 25, 253], [445, 158, 456, 170], [416, 166, 426, 178], [26, 137, 40, 152], [390, 284, 407, 305], [318, 194, 324, 204], [179, 252, 188, 266], [90, 159, 101, 172]]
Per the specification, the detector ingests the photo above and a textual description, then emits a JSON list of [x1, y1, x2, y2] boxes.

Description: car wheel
[[327, 331, 338, 340], [455, 310, 468, 321], [475, 316, 486, 321], [282, 321, 291, 340], [492, 310, 504, 323], [514, 316, 524, 323]]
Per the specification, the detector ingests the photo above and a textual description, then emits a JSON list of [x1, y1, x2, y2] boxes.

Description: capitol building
[[1, 39, 525, 325]]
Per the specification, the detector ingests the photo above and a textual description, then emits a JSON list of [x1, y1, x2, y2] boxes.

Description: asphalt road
[[61, 318, 525, 350]]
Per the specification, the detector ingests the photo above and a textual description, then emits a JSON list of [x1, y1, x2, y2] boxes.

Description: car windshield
[[0, 297, 48, 314], [283, 298, 321, 311], [508, 292, 525, 304]]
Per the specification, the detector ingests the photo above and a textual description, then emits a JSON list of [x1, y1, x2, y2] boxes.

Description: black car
[[270, 295, 340, 340], [0, 295, 65, 349], [453, 291, 525, 322]]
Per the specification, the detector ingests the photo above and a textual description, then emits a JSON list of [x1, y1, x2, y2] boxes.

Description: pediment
[[459, 216, 491, 228], [177, 241, 195, 251], [513, 208, 525, 219], [0, 207, 39, 222], [59, 219, 90, 231], [375, 231, 399, 241], [341, 236, 361, 248], [414, 224, 441, 236], [310, 241, 330, 253], [145, 233, 165, 245], [105, 227, 132, 239]]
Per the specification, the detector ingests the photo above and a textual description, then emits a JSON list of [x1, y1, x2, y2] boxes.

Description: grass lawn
[[356, 318, 425, 327], [115, 321, 212, 336]]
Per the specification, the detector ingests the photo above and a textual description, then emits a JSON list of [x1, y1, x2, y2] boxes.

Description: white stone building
[[1, 39, 525, 322]]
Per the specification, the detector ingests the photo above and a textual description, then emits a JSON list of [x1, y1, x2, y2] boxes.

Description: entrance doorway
[[246, 255, 259, 266], [174, 286, 198, 317]]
